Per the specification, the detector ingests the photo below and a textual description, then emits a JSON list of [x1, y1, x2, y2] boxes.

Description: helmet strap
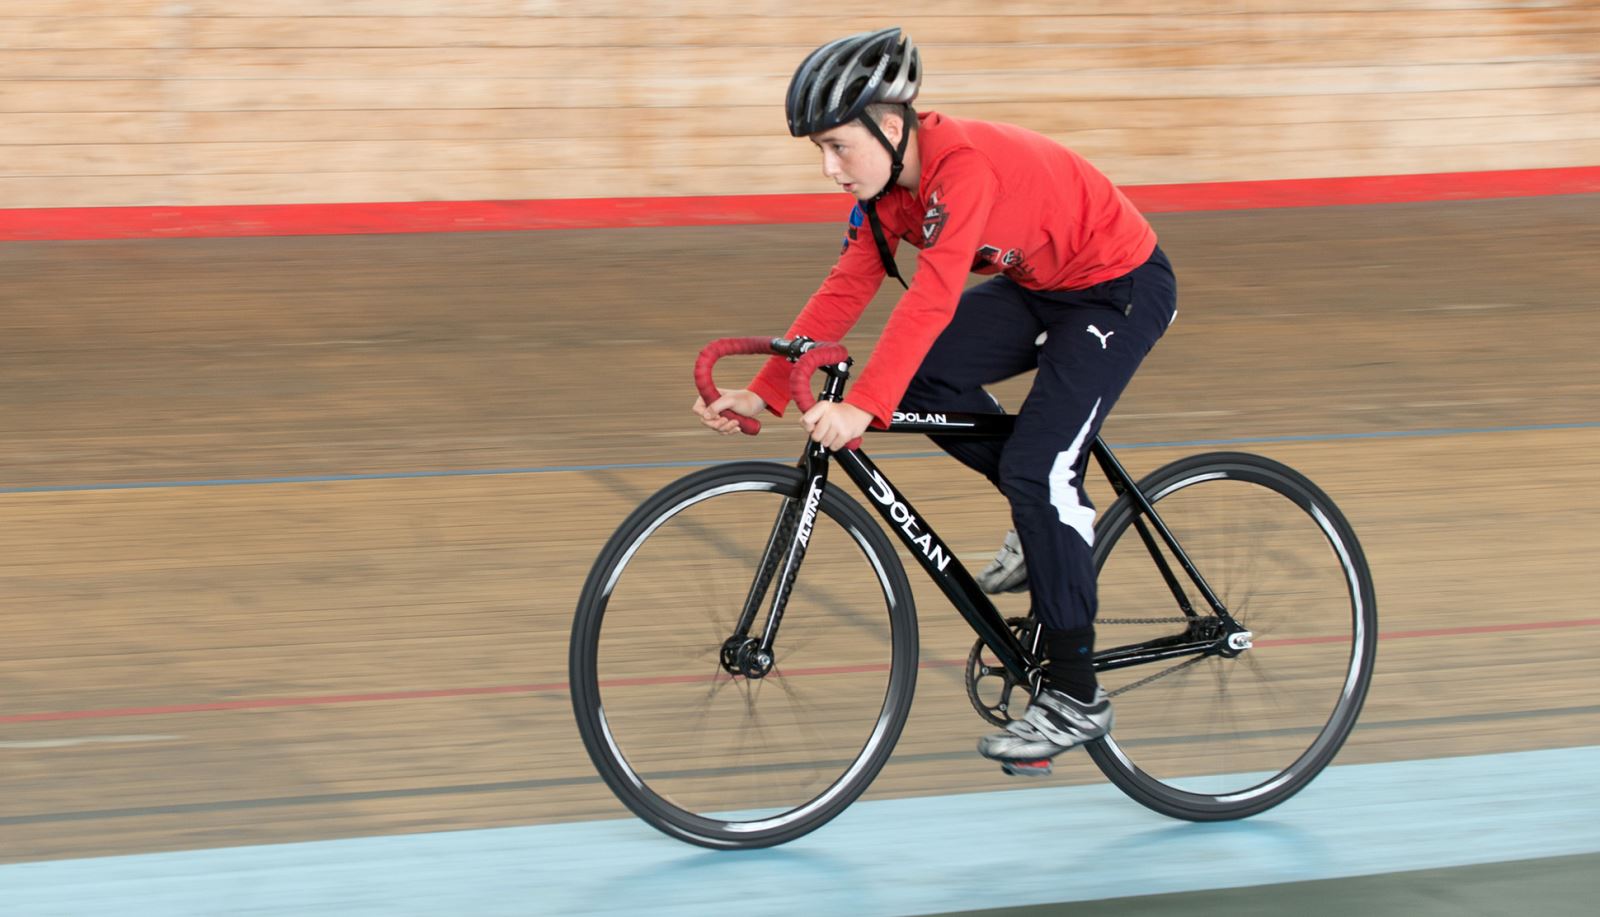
[[862, 201, 908, 290], [857, 112, 913, 290], [858, 112, 911, 203]]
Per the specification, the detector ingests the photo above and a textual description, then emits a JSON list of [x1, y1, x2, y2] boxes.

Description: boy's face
[[809, 116, 902, 200]]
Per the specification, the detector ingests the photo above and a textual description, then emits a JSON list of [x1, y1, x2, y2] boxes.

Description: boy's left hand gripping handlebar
[[694, 337, 853, 440], [694, 337, 776, 435]]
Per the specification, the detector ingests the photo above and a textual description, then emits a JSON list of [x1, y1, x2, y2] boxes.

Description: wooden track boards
[[2, 195, 1597, 861]]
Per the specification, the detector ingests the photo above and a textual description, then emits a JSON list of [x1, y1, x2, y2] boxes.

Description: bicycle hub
[[722, 637, 774, 678]]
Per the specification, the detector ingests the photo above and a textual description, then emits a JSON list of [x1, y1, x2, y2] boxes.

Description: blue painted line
[[3, 421, 1597, 495], [3, 745, 1598, 916], [0, 461, 753, 494], [1123, 420, 1600, 450]]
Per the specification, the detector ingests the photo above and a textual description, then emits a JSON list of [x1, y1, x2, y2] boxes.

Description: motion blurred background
[[2, 2, 1598, 914]]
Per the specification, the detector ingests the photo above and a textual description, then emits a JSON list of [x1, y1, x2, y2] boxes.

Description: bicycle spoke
[[573, 465, 917, 846], [1086, 453, 1375, 819]]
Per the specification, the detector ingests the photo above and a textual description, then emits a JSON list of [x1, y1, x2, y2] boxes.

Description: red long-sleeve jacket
[[749, 111, 1157, 427]]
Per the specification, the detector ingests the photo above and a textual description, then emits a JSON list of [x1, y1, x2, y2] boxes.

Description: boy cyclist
[[694, 27, 1178, 777]]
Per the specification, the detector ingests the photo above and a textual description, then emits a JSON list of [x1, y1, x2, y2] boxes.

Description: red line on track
[[4, 617, 1594, 725], [1258, 615, 1600, 647], [2, 166, 1596, 242], [0, 684, 543, 723]]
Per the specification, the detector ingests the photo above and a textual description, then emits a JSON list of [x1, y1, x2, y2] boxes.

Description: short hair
[[864, 102, 918, 133]]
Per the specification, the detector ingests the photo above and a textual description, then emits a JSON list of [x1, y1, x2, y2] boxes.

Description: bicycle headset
[[785, 27, 922, 289]]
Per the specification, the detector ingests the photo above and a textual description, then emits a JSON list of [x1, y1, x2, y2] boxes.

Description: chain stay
[[967, 615, 1225, 721], [1097, 615, 1219, 697]]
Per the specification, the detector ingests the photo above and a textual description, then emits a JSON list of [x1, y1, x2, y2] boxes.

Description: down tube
[[833, 448, 1036, 684]]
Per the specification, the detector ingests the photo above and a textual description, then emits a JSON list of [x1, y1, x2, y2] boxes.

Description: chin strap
[[857, 114, 913, 290]]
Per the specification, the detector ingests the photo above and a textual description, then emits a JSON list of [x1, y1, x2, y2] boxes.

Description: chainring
[[965, 616, 1040, 727]]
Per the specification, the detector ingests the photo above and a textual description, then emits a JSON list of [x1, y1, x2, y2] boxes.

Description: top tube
[[769, 337, 1016, 440], [880, 410, 1014, 439], [696, 336, 1016, 441]]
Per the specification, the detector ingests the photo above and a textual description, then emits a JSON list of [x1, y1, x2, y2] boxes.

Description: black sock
[[1043, 626, 1097, 703]]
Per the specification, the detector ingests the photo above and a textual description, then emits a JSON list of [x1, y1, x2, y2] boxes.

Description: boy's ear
[[883, 111, 905, 142]]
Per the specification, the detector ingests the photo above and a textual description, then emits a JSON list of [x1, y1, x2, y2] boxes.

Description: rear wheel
[[1085, 452, 1377, 820], [569, 462, 918, 848]]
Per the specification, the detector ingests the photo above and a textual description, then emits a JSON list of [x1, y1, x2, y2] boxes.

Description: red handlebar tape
[[694, 338, 860, 450]]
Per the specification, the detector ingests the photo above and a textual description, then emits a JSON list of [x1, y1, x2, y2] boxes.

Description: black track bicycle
[[570, 337, 1377, 849]]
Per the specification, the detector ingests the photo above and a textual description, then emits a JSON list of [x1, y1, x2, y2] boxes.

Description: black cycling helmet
[[785, 27, 921, 138], [787, 28, 923, 289]]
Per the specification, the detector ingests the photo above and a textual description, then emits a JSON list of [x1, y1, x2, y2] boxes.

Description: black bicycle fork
[[720, 360, 1249, 686], [721, 363, 848, 680]]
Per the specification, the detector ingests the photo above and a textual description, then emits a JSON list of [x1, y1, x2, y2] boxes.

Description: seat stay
[[1090, 438, 1233, 621]]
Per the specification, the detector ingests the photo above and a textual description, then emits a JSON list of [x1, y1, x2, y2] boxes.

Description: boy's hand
[[694, 389, 765, 435], [801, 401, 873, 451]]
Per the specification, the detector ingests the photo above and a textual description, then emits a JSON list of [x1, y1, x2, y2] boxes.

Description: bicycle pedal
[[1000, 759, 1053, 778]]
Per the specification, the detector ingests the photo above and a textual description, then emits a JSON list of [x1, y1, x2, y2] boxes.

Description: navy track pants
[[897, 246, 1178, 632]]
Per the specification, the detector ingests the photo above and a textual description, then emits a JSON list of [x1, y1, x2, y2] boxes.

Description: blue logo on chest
[[841, 204, 865, 253]]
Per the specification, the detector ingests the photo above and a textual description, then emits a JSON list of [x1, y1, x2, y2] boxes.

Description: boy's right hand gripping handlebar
[[694, 337, 856, 447]]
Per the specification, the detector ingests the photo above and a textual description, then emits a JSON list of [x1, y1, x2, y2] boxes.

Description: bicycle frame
[[732, 355, 1245, 691]]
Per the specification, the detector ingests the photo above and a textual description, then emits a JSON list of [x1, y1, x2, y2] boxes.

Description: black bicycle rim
[[569, 462, 919, 848], [1085, 451, 1377, 820]]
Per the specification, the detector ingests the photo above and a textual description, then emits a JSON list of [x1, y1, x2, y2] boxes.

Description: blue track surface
[[5, 745, 1598, 916]]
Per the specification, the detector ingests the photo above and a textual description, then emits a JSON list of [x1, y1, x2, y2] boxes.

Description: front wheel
[[1085, 451, 1377, 820], [570, 462, 918, 849]]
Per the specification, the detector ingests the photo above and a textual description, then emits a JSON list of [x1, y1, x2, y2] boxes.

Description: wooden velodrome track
[[2, 194, 1597, 865]]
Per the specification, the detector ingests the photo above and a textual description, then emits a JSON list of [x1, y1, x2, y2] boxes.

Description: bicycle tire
[[570, 461, 918, 849], [1084, 451, 1377, 820]]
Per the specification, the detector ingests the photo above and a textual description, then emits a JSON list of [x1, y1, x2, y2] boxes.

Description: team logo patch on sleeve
[[841, 204, 865, 253], [1001, 248, 1037, 283], [921, 188, 948, 246]]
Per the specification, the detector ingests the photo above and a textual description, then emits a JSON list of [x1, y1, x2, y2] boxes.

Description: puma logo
[[1087, 325, 1114, 349]]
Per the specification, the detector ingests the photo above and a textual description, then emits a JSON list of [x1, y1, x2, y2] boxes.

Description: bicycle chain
[[1096, 616, 1203, 626], [969, 616, 1215, 709], [1105, 653, 1207, 698], [1094, 616, 1216, 697]]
